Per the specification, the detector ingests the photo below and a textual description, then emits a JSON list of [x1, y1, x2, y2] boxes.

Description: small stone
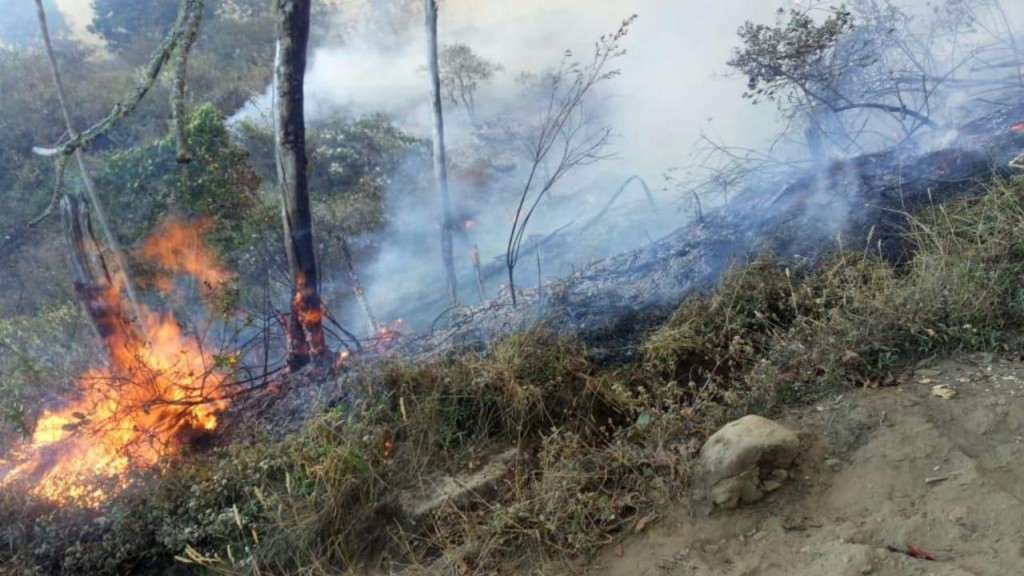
[[932, 384, 958, 399], [752, 531, 767, 542], [762, 480, 783, 493], [770, 468, 789, 482], [860, 565, 874, 575], [704, 544, 720, 554], [825, 458, 842, 471]]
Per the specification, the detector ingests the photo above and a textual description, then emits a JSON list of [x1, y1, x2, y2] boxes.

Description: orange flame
[[0, 219, 233, 506], [370, 319, 404, 354], [142, 218, 231, 293]]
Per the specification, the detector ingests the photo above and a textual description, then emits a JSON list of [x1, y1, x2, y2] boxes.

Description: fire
[[0, 219, 233, 506], [370, 319, 404, 353], [142, 218, 231, 293], [1010, 122, 1024, 132], [377, 318, 404, 340]]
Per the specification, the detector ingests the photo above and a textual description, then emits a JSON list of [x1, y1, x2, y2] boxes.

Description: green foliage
[[88, 0, 181, 62], [310, 115, 428, 237], [238, 115, 428, 238], [728, 5, 855, 105], [95, 103, 262, 256], [0, 303, 95, 443], [309, 116, 426, 222], [0, 45, 148, 232]]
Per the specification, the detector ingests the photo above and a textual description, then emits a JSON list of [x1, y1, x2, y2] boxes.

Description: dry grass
[[4, 176, 1024, 575]]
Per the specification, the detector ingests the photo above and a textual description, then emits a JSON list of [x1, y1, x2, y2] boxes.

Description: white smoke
[[232, 0, 1024, 332]]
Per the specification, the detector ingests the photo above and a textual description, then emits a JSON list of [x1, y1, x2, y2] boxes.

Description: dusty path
[[591, 354, 1024, 576]]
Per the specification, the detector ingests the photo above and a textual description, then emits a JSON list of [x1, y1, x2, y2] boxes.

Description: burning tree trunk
[[60, 194, 140, 353], [425, 0, 459, 310], [273, 0, 327, 370]]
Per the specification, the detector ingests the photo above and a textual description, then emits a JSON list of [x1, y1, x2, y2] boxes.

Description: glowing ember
[[369, 319, 405, 354], [0, 219, 233, 506], [377, 318, 404, 340]]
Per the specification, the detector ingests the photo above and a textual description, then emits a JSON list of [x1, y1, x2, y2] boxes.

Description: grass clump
[[643, 176, 1024, 422]]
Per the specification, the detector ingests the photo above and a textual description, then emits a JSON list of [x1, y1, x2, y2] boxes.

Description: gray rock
[[698, 415, 800, 510]]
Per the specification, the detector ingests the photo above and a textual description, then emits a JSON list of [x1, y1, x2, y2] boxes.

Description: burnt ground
[[428, 103, 1024, 364], [591, 354, 1024, 576], [249, 102, 1024, 442]]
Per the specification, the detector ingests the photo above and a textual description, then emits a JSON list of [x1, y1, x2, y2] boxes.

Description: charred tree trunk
[[425, 0, 458, 310], [60, 194, 140, 356], [274, 0, 326, 370]]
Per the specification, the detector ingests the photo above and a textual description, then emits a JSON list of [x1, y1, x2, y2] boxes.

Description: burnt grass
[[5, 114, 1024, 574]]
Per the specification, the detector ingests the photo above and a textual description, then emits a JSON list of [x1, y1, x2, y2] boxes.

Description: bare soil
[[590, 354, 1024, 576]]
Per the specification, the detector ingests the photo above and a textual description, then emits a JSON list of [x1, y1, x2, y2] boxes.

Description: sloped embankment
[[596, 355, 1024, 576]]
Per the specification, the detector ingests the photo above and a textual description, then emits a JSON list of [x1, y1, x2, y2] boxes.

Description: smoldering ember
[[2, 1, 1024, 574]]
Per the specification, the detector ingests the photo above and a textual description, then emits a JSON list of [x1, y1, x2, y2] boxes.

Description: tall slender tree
[[273, 0, 327, 369], [425, 0, 458, 310]]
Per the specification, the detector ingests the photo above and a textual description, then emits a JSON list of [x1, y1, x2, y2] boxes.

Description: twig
[[471, 245, 486, 302], [340, 236, 379, 335], [535, 247, 543, 303], [28, 154, 68, 227]]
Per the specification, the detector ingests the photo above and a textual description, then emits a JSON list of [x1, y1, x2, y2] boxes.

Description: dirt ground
[[590, 353, 1024, 576]]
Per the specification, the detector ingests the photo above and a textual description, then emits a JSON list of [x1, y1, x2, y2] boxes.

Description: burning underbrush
[[4, 175, 1024, 575], [0, 219, 236, 507]]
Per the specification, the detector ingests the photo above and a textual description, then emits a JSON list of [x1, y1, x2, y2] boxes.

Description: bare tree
[[505, 16, 635, 307], [425, 0, 458, 310], [273, 0, 327, 370]]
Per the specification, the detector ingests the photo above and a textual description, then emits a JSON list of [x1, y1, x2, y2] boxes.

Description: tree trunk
[[273, 0, 326, 370], [60, 194, 140, 357], [425, 0, 458, 310]]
